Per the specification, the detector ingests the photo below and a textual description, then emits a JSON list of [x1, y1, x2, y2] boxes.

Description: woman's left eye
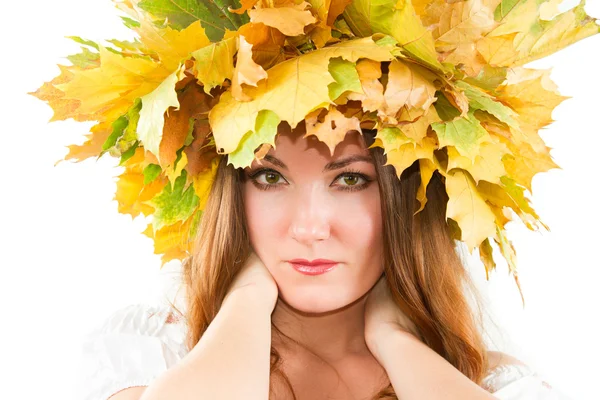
[[332, 173, 371, 191]]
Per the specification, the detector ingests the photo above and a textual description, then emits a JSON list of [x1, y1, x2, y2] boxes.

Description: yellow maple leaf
[[501, 141, 559, 193], [487, 1, 599, 67], [384, 135, 437, 178], [380, 59, 438, 124], [497, 67, 568, 131], [304, 107, 362, 155], [138, 67, 184, 161], [143, 213, 198, 265], [415, 158, 437, 214], [135, 19, 212, 70], [30, 65, 102, 122], [57, 46, 171, 116], [396, 106, 441, 143], [445, 169, 496, 253], [114, 147, 168, 218], [249, 1, 317, 36], [192, 37, 237, 94], [447, 138, 510, 185], [232, 35, 269, 101]]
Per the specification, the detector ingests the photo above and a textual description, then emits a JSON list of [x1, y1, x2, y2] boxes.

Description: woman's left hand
[[364, 274, 422, 352]]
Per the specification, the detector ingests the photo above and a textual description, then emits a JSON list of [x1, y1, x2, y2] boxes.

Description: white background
[[1, 1, 599, 399]]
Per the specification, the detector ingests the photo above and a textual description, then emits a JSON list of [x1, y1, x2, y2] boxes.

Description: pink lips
[[289, 259, 338, 276]]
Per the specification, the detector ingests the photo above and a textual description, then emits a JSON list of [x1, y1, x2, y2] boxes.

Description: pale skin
[[113, 128, 524, 400]]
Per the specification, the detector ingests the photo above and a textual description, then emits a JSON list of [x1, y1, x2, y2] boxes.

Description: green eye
[[343, 175, 359, 186], [264, 171, 280, 184]]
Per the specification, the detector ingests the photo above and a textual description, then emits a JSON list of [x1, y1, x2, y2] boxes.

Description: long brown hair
[[180, 130, 491, 399]]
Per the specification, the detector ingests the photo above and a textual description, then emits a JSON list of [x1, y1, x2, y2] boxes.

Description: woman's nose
[[288, 185, 331, 245]]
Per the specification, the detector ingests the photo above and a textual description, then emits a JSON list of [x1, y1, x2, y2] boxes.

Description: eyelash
[[247, 168, 373, 192]]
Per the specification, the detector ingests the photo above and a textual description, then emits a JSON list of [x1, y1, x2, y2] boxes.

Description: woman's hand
[[364, 274, 422, 355], [223, 252, 279, 312]]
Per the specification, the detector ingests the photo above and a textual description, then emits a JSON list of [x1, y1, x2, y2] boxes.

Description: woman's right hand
[[222, 252, 279, 312]]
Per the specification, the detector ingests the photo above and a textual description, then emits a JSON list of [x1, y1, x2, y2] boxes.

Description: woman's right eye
[[248, 169, 287, 190]]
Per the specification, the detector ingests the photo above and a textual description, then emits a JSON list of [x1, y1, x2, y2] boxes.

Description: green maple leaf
[[138, 0, 249, 42], [150, 169, 200, 230]]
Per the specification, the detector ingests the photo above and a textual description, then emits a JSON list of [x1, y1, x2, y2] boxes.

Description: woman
[[32, 1, 597, 399], [78, 126, 560, 400]]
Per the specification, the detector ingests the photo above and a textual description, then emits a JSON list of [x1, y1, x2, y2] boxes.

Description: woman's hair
[[180, 130, 491, 399]]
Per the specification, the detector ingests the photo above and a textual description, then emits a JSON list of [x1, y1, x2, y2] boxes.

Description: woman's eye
[[249, 169, 287, 189], [341, 175, 361, 186], [333, 173, 367, 188], [262, 171, 281, 184]]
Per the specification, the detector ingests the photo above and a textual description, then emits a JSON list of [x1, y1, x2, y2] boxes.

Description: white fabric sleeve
[[483, 364, 573, 400], [75, 303, 188, 400]]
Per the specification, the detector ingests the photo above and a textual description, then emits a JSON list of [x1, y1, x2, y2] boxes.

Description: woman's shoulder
[[76, 302, 190, 400], [482, 351, 571, 399]]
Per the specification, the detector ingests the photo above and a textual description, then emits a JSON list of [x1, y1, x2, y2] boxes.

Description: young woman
[[79, 126, 561, 400], [32, 1, 597, 399]]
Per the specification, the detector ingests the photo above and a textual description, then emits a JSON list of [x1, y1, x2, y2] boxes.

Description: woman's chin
[[276, 289, 364, 315]]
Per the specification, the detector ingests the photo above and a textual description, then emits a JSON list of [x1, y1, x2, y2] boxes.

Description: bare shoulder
[[107, 386, 147, 400], [486, 350, 528, 371]]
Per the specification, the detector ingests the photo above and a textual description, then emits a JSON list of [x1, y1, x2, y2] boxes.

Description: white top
[[77, 303, 573, 400]]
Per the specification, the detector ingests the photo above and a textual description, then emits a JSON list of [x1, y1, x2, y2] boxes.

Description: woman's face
[[242, 128, 384, 313]]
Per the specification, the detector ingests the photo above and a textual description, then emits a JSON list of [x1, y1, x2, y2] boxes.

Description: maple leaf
[[304, 107, 362, 155], [415, 158, 437, 214], [232, 35, 269, 101], [238, 22, 286, 69], [209, 36, 396, 155], [487, 0, 600, 66], [384, 136, 437, 178], [137, 67, 184, 162], [143, 211, 200, 265], [455, 80, 519, 129], [431, 110, 491, 161], [379, 59, 438, 124], [342, 0, 443, 71], [248, 1, 317, 36], [114, 147, 168, 218], [228, 110, 281, 168], [501, 140, 559, 193], [137, 0, 249, 42], [184, 119, 219, 176], [447, 139, 509, 185], [478, 177, 547, 232], [497, 67, 567, 131], [149, 169, 200, 230], [346, 59, 384, 112], [159, 81, 217, 168], [57, 46, 171, 116], [133, 19, 212, 71], [396, 107, 442, 143], [374, 126, 413, 154], [62, 122, 113, 163], [192, 36, 237, 93], [327, 57, 363, 101], [478, 238, 496, 280], [193, 156, 220, 210], [445, 169, 497, 253]]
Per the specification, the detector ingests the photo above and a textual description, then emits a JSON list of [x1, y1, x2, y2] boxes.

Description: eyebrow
[[262, 154, 374, 172]]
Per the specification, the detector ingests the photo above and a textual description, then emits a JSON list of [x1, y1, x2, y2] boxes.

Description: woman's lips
[[288, 259, 338, 276]]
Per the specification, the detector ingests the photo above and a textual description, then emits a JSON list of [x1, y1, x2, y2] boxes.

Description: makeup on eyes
[[246, 167, 374, 192]]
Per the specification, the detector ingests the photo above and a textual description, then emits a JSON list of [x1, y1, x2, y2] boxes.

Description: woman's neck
[[270, 292, 371, 364]]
